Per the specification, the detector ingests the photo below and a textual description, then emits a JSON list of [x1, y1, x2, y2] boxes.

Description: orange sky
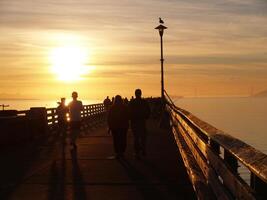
[[0, 0, 267, 100]]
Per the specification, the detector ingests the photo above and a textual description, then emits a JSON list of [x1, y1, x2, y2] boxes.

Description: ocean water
[[175, 97, 267, 154]]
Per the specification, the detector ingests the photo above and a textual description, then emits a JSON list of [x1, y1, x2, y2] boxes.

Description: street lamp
[[155, 22, 167, 100]]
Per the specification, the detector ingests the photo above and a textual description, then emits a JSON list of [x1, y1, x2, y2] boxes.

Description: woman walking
[[107, 95, 129, 159]]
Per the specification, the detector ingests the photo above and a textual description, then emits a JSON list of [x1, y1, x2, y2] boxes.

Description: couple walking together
[[107, 89, 150, 160], [57, 91, 83, 148]]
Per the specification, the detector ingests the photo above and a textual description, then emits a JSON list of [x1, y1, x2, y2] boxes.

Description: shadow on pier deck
[[0, 119, 196, 200]]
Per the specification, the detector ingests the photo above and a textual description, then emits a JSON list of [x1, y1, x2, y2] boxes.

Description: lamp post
[[155, 23, 167, 100]]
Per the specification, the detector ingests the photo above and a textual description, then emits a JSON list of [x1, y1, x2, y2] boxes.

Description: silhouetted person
[[107, 95, 129, 159], [68, 91, 83, 148], [124, 97, 129, 105], [56, 98, 68, 142], [129, 89, 150, 160], [103, 96, 112, 111], [111, 97, 115, 105]]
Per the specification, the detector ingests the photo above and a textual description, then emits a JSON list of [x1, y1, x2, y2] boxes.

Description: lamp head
[[155, 24, 167, 36]]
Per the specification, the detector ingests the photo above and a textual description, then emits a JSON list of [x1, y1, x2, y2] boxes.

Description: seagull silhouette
[[159, 17, 164, 24]]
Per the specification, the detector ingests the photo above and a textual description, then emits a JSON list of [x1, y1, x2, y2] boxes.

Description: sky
[[0, 0, 267, 99]]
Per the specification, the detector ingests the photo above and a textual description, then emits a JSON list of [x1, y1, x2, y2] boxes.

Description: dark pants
[[58, 121, 67, 141], [131, 121, 147, 156], [111, 129, 128, 155], [70, 121, 81, 143]]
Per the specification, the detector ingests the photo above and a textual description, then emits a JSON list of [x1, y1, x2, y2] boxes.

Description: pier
[[0, 96, 266, 200]]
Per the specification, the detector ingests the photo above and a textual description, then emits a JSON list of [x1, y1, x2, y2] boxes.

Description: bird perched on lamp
[[159, 17, 164, 24]]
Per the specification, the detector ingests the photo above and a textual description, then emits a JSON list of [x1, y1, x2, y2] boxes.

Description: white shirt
[[68, 100, 83, 122]]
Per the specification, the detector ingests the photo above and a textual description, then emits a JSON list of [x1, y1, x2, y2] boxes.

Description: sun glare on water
[[50, 46, 93, 82]]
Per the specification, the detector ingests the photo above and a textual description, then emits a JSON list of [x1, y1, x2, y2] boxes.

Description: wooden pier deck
[[0, 120, 196, 200], [1, 98, 266, 199]]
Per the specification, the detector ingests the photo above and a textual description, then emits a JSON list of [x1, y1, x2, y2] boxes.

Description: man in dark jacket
[[129, 89, 150, 159], [107, 95, 129, 159]]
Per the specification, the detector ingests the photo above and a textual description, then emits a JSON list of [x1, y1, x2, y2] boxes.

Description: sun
[[50, 46, 93, 82]]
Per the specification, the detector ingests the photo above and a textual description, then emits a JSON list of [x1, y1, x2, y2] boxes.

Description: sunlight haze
[[0, 0, 267, 99]]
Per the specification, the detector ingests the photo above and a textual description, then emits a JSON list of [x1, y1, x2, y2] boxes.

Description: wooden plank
[[208, 148, 255, 200], [16, 110, 28, 116], [171, 110, 256, 199], [172, 127, 214, 200], [175, 121, 232, 200], [174, 112, 207, 156]]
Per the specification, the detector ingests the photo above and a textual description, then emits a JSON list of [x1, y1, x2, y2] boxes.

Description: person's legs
[[70, 122, 74, 144], [112, 130, 120, 156], [71, 129, 79, 144], [140, 126, 147, 156], [133, 123, 147, 158], [59, 122, 67, 144], [62, 123, 67, 143], [133, 130, 141, 158], [120, 129, 128, 155], [58, 122, 64, 135], [70, 121, 81, 147]]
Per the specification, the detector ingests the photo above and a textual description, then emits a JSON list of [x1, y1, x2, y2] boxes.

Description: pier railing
[[164, 91, 267, 199], [0, 103, 106, 146], [46, 103, 105, 126]]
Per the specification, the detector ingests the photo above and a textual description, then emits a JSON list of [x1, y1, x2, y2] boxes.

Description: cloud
[[0, 0, 267, 97]]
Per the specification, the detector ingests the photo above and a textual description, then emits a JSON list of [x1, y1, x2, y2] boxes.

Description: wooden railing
[[46, 103, 105, 127], [0, 103, 106, 147], [164, 91, 267, 200], [16, 110, 28, 116]]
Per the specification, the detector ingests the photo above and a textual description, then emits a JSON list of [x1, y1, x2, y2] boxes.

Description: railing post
[[85, 106, 88, 118], [51, 109, 56, 126], [224, 149, 238, 173], [250, 173, 267, 198], [27, 107, 48, 137], [209, 140, 220, 155]]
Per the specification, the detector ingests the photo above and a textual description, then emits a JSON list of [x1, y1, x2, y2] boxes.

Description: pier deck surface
[[1, 120, 196, 200]]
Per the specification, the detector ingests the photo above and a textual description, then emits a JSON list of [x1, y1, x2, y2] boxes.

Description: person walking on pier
[[129, 89, 150, 160], [107, 95, 129, 159], [56, 97, 68, 143], [124, 97, 129, 105], [68, 91, 83, 148], [103, 96, 112, 111]]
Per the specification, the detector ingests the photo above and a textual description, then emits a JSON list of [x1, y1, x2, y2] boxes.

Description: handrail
[[164, 90, 267, 199], [46, 103, 105, 126], [164, 90, 176, 106]]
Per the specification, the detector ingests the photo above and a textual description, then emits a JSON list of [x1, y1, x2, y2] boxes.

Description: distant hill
[[253, 89, 267, 97]]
